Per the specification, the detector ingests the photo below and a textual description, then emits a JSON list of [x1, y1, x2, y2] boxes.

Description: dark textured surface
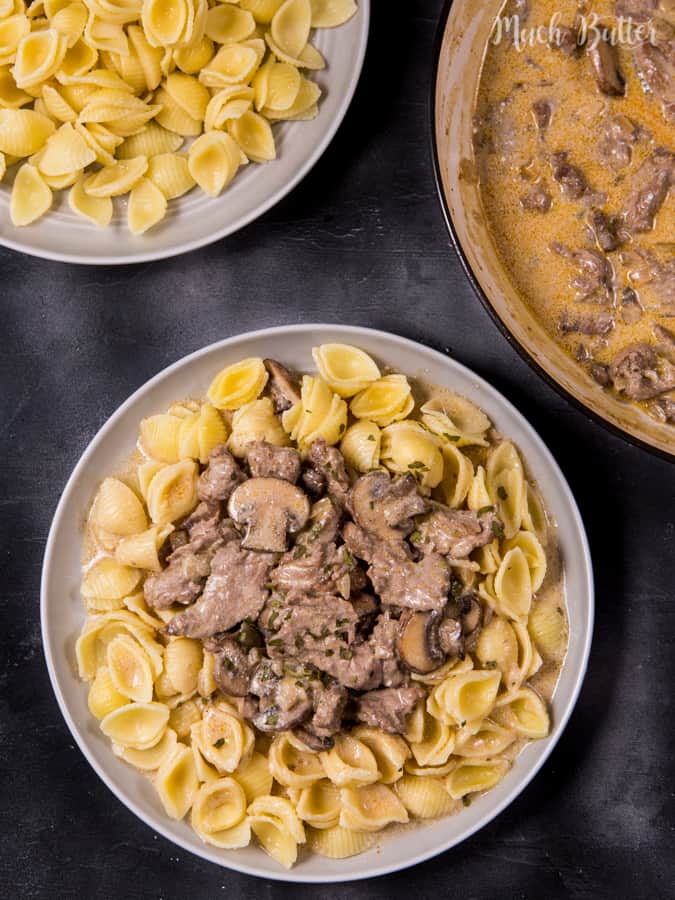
[[1, 2, 673, 898]]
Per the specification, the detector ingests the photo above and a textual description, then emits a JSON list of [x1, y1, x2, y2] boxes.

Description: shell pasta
[[74, 344, 567, 868], [0, 0, 358, 233]]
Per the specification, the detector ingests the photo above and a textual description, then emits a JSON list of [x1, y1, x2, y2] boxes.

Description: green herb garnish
[[484, 660, 498, 670], [213, 738, 225, 748], [497, 486, 508, 501], [342, 547, 354, 566], [409, 530, 422, 544], [293, 544, 307, 559], [477, 505, 495, 516], [366, 434, 376, 441], [339, 648, 353, 660]]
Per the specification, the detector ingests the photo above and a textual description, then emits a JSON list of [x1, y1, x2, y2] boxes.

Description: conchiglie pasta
[[156, 745, 200, 819], [380, 420, 444, 489], [320, 734, 379, 788], [339, 419, 380, 473], [168, 697, 203, 739], [467, 464, 492, 512], [89, 477, 147, 537], [207, 356, 268, 410], [350, 726, 410, 784], [503, 530, 547, 593], [145, 459, 199, 525], [270, 0, 311, 58], [522, 482, 548, 545], [528, 598, 567, 662], [114, 726, 178, 771], [294, 778, 341, 829], [339, 783, 408, 832], [444, 758, 510, 799], [81, 557, 141, 610], [191, 777, 249, 847], [350, 374, 414, 427], [128, 176, 167, 234], [422, 395, 491, 447], [114, 523, 173, 572], [394, 774, 455, 819], [164, 637, 203, 695], [228, 397, 289, 457], [282, 375, 347, 447], [312, 343, 380, 397], [233, 750, 273, 803], [428, 670, 501, 726], [106, 633, 154, 702], [307, 824, 376, 859], [146, 151, 194, 199], [69, 174, 113, 226], [494, 546, 533, 622], [88, 664, 128, 719], [248, 795, 305, 867], [454, 718, 516, 758], [475, 616, 518, 679], [10, 162, 51, 225], [198, 704, 255, 774], [496, 687, 550, 739], [408, 708, 455, 767], [268, 732, 325, 788], [100, 701, 169, 749], [437, 443, 474, 508], [75, 610, 163, 680]]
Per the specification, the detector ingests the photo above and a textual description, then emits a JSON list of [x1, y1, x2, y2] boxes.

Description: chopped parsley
[[366, 434, 376, 441], [294, 633, 305, 650], [443, 433, 460, 442], [268, 638, 283, 649], [409, 530, 422, 544], [484, 660, 498, 670], [477, 505, 495, 516], [222, 657, 234, 671], [408, 460, 428, 471], [213, 738, 225, 748], [342, 547, 354, 566], [491, 519, 505, 539], [497, 486, 508, 501], [462, 796, 472, 807], [339, 648, 353, 660], [266, 712, 279, 727], [325, 648, 334, 657], [293, 544, 307, 559]]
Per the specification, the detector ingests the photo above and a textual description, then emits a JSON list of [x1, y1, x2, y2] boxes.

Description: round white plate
[[0, 8, 369, 265], [41, 324, 594, 882]]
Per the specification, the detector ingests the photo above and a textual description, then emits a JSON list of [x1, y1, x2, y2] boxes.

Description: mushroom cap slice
[[264, 358, 300, 413], [228, 477, 310, 552], [397, 611, 446, 675], [350, 471, 425, 541]]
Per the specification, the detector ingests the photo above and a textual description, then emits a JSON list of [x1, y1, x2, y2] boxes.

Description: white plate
[[0, 8, 369, 265], [41, 324, 594, 882]]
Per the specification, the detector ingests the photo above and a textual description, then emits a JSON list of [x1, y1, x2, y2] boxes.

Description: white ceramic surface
[[0, 7, 369, 265], [41, 324, 594, 882]]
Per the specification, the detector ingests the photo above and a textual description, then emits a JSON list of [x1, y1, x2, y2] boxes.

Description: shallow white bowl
[[41, 324, 594, 882], [0, 7, 369, 265]]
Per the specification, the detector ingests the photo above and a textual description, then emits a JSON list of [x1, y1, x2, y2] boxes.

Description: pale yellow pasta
[[199, 38, 263, 87], [309, 0, 356, 27], [454, 718, 516, 758], [10, 162, 51, 225], [0, 69, 31, 109], [320, 734, 379, 787], [114, 726, 178, 771], [268, 732, 325, 788], [307, 824, 376, 859], [76, 610, 163, 680], [408, 708, 455, 767], [123, 591, 164, 629], [241, 0, 285, 25], [528, 599, 567, 662], [136, 459, 165, 500], [89, 477, 147, 537], [445, 758, 510, 799], [164, 637, 203, 695], [69, 174, 113, 225], [156, 745, 200, 819], [394, 774, 455, 819], [12, 29, 68, 89], [293, 778, 341, 829], [422, 394, 491, 447], [403, 757, 457, 778], [496, 687, 550, 739], [207, 356, 268, 409], [191, 777, 251, 848], [380, 421, 444, 489], [282, 375, 347, 447], [81, 557, 141, 609], [145, 459, 199, 525], [339, 419, 380, 473], [100, 701, 169, 749], [187, 129, 243, 195], [474, 537, 501, 575], [106, 633, 154, 702], [232, 750, 273, 802], [228, 397, 289, 457], [428, 669, 501, 726], [205, 84, 253, 129], [312, 343, 380, 397], [248, 795, 305, 867], [198, 703, 255, 773], [168, 697, 203, 739], [522, 482, 548, 545], [205, 4, 255, 44], [174, 34, 214, 73], [116, 121, 182, 159], [339, 783, 408, 832], [437, 443, 474, 508], [475, 616, 518, 681], [410, 653, 473, 687], [128, 175, 167, 234], [146, 151, 194, 199], [114, 523, 173, 572], [503, 530, 547, 593], [88, 664, 128, 719], [0, 16, 30, 70], [350, 726, 410, 784], [227, 108, 275, 162], [270, 0, 310, 59], [261, 74, 320, 120], [467, 464, 492, 511], [83, 155, 147, 197], [350, 374, 414, 427], [494, 546, 533, 622]]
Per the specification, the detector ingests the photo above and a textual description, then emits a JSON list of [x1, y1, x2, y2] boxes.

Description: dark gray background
[[1, 2, 673, 897]]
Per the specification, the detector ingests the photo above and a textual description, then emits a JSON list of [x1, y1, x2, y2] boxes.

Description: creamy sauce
[[475, 0, 674, 420]]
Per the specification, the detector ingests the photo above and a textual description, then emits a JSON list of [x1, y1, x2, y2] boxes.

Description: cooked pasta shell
[[12, 28, 68, 89], [475, 616, 518, 677], [270, 0, 310, 59], [381, 421, 444, 489], [83, 155, 148, 196], [76, 610, 164, 680], [88, 664, 128, 719], [232, 750, 273, 803], [339, 783, 408, 832], [207, 356, 267, 410], [107, 633, 154, 703], [228, 397, 288, 457], [494, 546, 533, 621], [164, 71, 210, 122], [73, 122, 118, 166], [264, 31, 324, 70], [320, 734, 379, 788], [312, 344, 380, 398], [497, 686, 550, 739], [444, 758, 510, 799], [205, 4, 255, 44], [59, 38, 98, 79], [174, 35, 214, 74], [204, 89, 252, 129], [145, 458, 199, 525], [269, 733, 325, 788], [156, 745, 199, 819], [90, 477, 147, 536], [0, 151, 6, 180], [198, 703, 254, 774], [454, 718, 516, 758], [197, 402, 228, 462], [503, 530, 547, 592], [115, 523, 173, 572], [294, 778, 341, 829], [240, 0, 285, 26], [68, 174, 112, 225], [350, 374, 413, 427], [139, 413, 182, 462], [146, 151, 194, 199], [0, 108, 55, 156], [427, 670, 501, 727], [282, 375, 346, 447], [248, 796, 305, 849], [191, 777, 249, 847], [0, 16, 30, 69], [403, 757, 456, 778], [100, 700, 169, 750], [128, 176, 167, 234], [81, 557, 141, 605], [350, 726, 410, 785], [123, 590, 164, 629], [409, 710, 455, 767], [0, 68, 31, 110], [199, 40, 262, 87], [117, 121, 183, 159], [115, 726, 178, 771], [126, 25, 162, 90], [249, 812, 299, 868], [142, 0, 189, 47], [261, 60, 300, 111], [437, 443, 474, 508], [309, 0, 356, 27], [307, 824, 376, 859], [137, 459, 165, 500], [339, 420, 380, 473], [177, 410, 200, 459], [168, 697, 202, 738], [227, 109, 274, 163], [164, 637, 203, 694], [50, 3, 87, 47], [394, 774, 455, 819], [188, 130, 242, 196], [41, 84, 77, 123], [528, 598, 567, 662]]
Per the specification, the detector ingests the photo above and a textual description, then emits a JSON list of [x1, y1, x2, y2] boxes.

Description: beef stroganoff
[[75, 345, 568, 868]]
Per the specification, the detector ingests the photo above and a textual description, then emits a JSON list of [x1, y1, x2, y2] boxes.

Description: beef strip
[[551, 242, 613, 301], [585, 208, 620, 252], [520, 181, 552, 212], [144, 542, 213, 610], [264, 359, 300, 413], [271, 540, 362, 600], [591, 363, 612, 386], [531, 98, 552, 133], [415, 505, 499, 559], [632, 20, 675, 123], [551, 151, 590, 199], [648, 394, 675, 423], [559, 310, 616, 336], [587, 33, 625, 96], [165, 542, 272, 638], [608, 343, 675, 400], [598, 116, 643, 169], [621, 148, 674, 234], [620, 245, 675, 309], [305, 683, 348, 743], [369, 611, 405, 688], [204, 634, 263, 696], [343, 523, 451, 613], [354, 686, 426, 735], [304, 438, 350, 507], [198, 445, 245, 503], [246, 441, 301, 483]]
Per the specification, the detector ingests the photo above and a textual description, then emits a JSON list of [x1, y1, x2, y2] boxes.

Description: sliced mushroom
[[228, 477, 310, 552], [438, 615, 464, 658], [252, 676, 313, 732], [203, 635, 262, 697], [264, 358, 300, 413], [397, 611, 445, 674], [587, 34, 625, 96], [350, 471, 427, 542], [585, 207, 619, 252]]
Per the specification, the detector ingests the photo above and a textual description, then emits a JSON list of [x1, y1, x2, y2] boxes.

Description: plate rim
[[0, 4, 370, 266], [429, 0, 673, 464], [41, 323, 594, 882]]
